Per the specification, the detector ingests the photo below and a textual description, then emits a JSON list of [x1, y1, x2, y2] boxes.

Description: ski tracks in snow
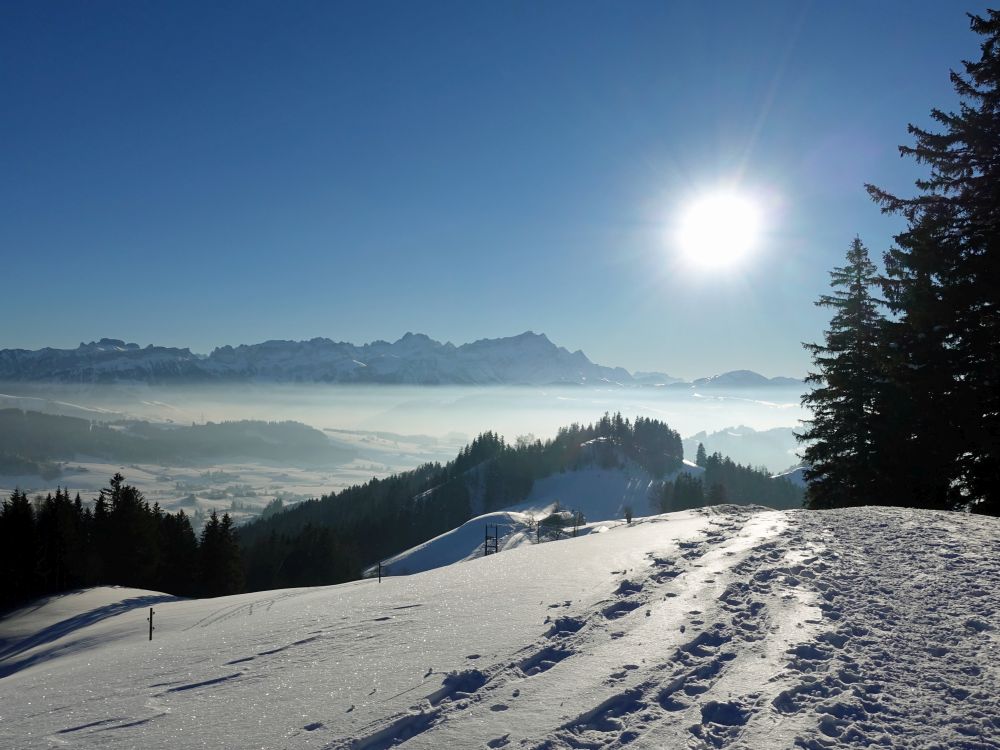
[[330, 506, 1000, 750], [753, 509, 1000, 749], [328, 505, 822, 749], [16, 506, 1000, 750]]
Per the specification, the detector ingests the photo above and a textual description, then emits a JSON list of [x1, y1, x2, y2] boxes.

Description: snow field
[[1, 505, 997, 749]]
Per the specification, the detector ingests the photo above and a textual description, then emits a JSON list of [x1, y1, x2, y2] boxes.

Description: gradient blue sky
[[0, 1, 990, 378]]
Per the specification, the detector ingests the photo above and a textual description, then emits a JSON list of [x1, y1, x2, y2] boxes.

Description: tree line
[[660, 448, 802, 512], [240, 413, 798, 571], [2, 413, 800, 609], [0, 409, 351, 476], [799, 11, 999, 515], [237, 413, 687, 569], [0, 474, 243, 611]]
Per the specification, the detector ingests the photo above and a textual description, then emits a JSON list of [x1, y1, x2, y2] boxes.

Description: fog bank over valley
[[0, 382, 806, 441], [0, 382, 807, 522]]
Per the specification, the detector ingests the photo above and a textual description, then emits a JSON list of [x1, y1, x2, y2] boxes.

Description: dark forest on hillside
[[1, 413, 801, 608], [0, 409, 353, 472]]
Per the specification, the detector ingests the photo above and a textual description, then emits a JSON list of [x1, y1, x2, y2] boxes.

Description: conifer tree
[[156, 509, 199, 596], [798, 237, 886, 508], [867, 11, 1000, 514], [707, 483, 728, 505], [695, 443, 707, 468], [97, 473, 158, 587], [0, 489, 37, 607], [671, 474, 705, 510], [200, 510, 244, 596]]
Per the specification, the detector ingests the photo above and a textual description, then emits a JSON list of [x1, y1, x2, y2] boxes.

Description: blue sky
[[0, 1, 990, 378]]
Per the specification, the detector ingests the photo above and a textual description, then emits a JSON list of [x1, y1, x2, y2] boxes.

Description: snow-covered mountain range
[[0, 333, 802, 387]]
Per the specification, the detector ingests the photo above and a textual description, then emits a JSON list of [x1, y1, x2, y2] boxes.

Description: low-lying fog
[[0, 383, 807, 520], [0, 382, 806, 440]]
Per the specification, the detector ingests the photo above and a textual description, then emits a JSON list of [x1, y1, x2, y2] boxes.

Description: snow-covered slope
[[772, 466, 809, 487], [3, 505, 997, 749], [373, 511, 538, 576], [508, 460, 703, 523], [363, 459, 696, 579]]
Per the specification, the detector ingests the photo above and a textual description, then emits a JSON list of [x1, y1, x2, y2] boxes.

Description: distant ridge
[[690, 370, 803, 388], [0, 334, 802, 387]]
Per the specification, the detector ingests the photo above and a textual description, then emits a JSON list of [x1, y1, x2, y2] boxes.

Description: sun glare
[[675, 190, 762, 270]]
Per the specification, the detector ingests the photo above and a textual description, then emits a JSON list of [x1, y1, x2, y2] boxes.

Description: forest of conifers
[[0, 413, 799, 609]]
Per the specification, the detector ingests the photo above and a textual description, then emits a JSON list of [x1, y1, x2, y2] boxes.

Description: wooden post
[[147, 607, 155, 641], [378, 561, 382, 583]]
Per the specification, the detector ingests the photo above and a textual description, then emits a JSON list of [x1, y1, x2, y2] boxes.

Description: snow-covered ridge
[[0, 333, 630, 386], [691, 369, 803, 388], [0, 334, 802, 387], [2, 505, 996, 748]]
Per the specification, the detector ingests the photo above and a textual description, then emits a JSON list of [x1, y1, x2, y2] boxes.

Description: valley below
[[0, 382, 806, 522]]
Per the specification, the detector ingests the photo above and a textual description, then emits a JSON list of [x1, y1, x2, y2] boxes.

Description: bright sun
[[675, 190, 762, 269]]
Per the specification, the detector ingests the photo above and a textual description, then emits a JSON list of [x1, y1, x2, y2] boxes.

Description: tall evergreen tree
[[798, 237, 886, 508], [156, 509, 199, 596], [200, 510, 243, 596], [0, 489, 37, 608], [96, 473, 158, 587], [35, 489, 86, 593], [867, 11, 1000, 514]]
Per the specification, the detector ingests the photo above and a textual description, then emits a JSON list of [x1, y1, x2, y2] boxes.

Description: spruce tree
[[0, 490, 37, 607], [798, 237, 886, 508], [695, 443, 707, 468], [707, 483, 728, 505], [200, 510, 244, 596], [867, 11, 1000, 514]]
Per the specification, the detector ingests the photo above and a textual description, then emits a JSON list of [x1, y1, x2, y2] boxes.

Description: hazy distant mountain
[[690, 370, 804, 388], [631, 370, 686, 386], [0, 333, 634, 386], [0, 339, 212, 383], [0, 335, 804, 387]]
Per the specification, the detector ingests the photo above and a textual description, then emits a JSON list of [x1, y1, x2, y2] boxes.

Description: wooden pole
[[147, 608, 155, 641], [378, 561, 382, 583]]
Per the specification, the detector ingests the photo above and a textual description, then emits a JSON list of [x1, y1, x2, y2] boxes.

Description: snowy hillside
[[509, 460, 703, 522], [373, 511, 539, 576], [2, 505, 997, 749]]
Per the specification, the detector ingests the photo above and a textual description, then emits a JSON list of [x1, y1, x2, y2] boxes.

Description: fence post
[[147, 608, 155, 641]]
